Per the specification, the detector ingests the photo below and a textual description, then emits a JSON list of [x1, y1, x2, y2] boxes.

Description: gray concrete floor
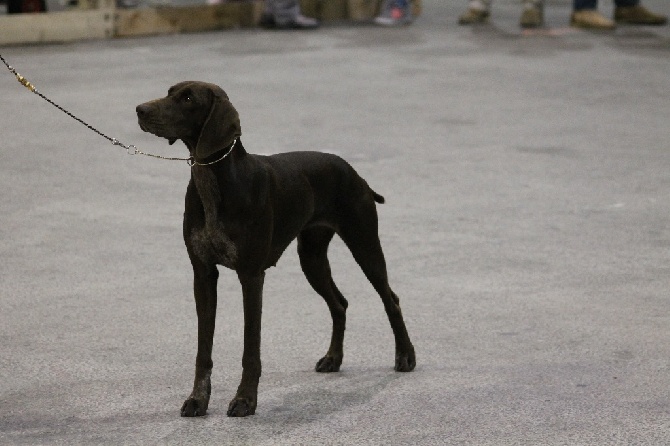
[[1, 1, 670, 444]]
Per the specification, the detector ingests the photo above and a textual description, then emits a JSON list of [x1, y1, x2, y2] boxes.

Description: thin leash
[[0, 54, 234, 167]]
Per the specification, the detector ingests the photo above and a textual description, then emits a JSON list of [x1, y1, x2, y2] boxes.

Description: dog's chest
[[189, 169, 239, 269]]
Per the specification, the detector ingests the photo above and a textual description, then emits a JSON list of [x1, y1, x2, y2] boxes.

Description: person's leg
[[468, 0, 492, 11], [614, 0, 667, 25], [262, 0, 319, 29], [573, 0, 597, 10], [523, 0, 542, 10], [268, 0, 300, 26]]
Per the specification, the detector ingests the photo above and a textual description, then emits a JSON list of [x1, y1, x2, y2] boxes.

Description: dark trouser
[[574, 0, 639, 10]]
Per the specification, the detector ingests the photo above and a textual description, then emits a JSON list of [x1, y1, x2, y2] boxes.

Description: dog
[[136, 81, 415, 417]]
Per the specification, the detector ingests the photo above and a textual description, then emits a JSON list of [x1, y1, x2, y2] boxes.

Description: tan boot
[[520, 5, 543, 28], [570, 9, 616, 30], [458, 8, 489, 25], [614, 5, 667, 25]]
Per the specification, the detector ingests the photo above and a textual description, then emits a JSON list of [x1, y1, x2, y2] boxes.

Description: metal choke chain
[[0, 53, 195, 165]]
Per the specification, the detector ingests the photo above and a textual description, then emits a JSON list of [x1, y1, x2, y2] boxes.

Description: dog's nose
[[136, 103, 152, 118]]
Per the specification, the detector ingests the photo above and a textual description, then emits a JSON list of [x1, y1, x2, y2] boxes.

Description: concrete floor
[[1, 1, 669, 444]]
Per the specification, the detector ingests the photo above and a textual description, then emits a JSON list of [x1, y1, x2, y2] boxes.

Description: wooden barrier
[[0, 0, 421, 45], [115, 2, 264, 37], [0, 0, 115, 45]]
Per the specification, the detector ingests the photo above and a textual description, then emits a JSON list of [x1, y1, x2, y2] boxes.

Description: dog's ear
[[195, 88, 241, 160]]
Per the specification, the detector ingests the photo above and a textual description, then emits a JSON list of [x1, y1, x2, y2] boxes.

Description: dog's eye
[[184, 96, 192, 102]]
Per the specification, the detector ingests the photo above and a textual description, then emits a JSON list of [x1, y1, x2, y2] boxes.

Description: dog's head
[[136, 81, 241, 160]]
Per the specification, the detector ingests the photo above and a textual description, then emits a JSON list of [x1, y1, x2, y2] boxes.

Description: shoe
[[260, 13, 320, 30], [287, 14, 320, 29], [374, 1, 413, 26], [570, 9, 615, 30], [614, 5, 667, 26], [458, 8, 489, 25], [520, 5, 543, 28]]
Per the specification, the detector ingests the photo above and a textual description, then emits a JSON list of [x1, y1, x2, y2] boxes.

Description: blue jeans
[[574, 0, 638, 10]]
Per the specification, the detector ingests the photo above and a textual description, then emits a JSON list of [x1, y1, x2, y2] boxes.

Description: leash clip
[[112, 138, 137, 155], [187, 157, 196, 167]]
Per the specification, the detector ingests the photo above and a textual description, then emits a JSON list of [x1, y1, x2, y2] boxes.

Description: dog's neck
[[185, 138, 247, 166]]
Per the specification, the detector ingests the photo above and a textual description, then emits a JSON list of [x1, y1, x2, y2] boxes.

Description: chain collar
[[187, 138, 237, 167]]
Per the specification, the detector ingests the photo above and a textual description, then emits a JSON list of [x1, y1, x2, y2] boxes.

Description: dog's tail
[[372, 189, 385, 204]]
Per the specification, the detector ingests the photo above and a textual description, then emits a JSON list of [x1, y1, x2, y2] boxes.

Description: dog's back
[[258, 151, 384, 209]]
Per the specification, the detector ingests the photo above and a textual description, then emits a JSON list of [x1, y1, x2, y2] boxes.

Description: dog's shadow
[[255, 367, 407, 426]]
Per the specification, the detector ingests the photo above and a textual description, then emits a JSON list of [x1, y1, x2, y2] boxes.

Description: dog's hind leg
[[298, 227, 348, 373], [339, 206, 416, 372]]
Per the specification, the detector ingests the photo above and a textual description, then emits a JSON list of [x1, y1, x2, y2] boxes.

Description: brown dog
[[136, 81, 415, 417]]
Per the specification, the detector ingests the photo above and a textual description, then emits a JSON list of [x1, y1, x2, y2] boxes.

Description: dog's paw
[[181, 398, 207, 417], [227, 397, 256, 417], [315, 355, 342, 373], [395, 347, 416, 372]]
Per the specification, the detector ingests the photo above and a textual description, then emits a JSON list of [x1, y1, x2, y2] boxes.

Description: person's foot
[[260, 13, 320, 29], [570, 9, 615, 30], [458, 8, 489, 25], [374, 1, 413, 26], [288, 15, 320, 29], [520, 5, 543, 28], [614, 5, 667, 25]]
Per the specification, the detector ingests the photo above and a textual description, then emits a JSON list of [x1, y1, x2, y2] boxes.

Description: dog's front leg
[[227, 271, 265, 417], [181, 265, 219, 417]]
